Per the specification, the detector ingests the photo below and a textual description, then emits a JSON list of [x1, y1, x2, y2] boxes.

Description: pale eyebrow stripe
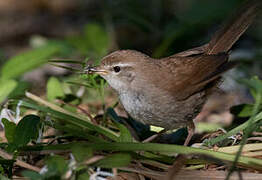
[[112, 62, 133, 67]]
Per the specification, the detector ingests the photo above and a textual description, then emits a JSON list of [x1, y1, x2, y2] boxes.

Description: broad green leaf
[[22, 170, 42, 180], [94, 153, 131, 168], [0, 79, 17, 103], [2, 118, 16, 143], [230, 104, 255, 117], [47, 77, 65, 102], [84, 24, 109, 57], [45, 155, 68, 178], [77, 173, 90, 180], [13, 115, 40, 147], [71, 145, 93, 162], [1, 44, 62, 80], [67, 23, 109, 58], [0, 174, 10, 180], [7, 81, 29, 99], [239, 76, 262, 102]]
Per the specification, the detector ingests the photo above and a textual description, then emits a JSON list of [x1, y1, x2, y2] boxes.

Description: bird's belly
[[119, 92, 205, 129]]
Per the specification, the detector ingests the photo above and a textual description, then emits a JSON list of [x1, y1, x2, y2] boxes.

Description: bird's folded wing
[[158, 54, 231, 100]]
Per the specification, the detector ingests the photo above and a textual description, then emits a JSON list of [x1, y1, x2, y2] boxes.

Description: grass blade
[[21, 142, 262, 170]]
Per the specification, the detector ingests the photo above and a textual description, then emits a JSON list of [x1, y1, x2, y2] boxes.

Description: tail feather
[[207, 0, 262, 55]]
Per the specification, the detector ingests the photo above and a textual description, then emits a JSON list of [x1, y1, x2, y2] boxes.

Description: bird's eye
[[113, 66, 121, 73]]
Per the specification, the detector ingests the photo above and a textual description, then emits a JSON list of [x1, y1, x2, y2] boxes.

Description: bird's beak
[[84, 66, 108, 75]]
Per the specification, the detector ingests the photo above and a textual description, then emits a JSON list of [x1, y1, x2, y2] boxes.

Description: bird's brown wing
[[156, 53, 233, 100]]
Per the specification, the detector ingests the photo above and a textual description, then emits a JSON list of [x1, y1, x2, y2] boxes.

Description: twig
[[112, 168, 118, 177], [0, 149, 40, 172], [118, 167, 166, 179], [84, 155, 105, 165], [252, 131, 262, 136], [247, 137, 262, 142]]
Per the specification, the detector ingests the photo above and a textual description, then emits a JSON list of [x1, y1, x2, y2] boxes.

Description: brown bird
[[85, 0, 261, 145]]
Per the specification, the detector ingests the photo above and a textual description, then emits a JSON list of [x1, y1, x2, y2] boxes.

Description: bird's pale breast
[[119, 88, 206, 129]]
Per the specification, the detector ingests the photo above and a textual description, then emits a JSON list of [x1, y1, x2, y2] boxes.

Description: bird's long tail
[[207, 0, 262, 55]]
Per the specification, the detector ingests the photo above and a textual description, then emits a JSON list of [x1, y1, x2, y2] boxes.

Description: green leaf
[[116, 123, 133, 142], [13, 115, 40, 147], [66, 23, 109, 58], [0, 79, 17, 103], [71, 145, 93, 162], [0, 174, 10, 180], [94, 153, 132, 168], [22, 170, 42, 180], [16, 94, 119, 141], [207, 77, 262, 146], [45, 155, 68, 177], [2, 118, 16, 143], [107, 108, 133, 142], [77, 173, 90, 180], [1, 43, 62, 80], [47, 77, 65, 102], [205, 111, 262, 147], [84, 24, 109, 57], [7, 81, 29, 99], [239, 76, 262, 102], [196, 122, 222, 133], [230, 104, 255, 117], [21, 142, 262, 170], [61, 94, 79, 104]]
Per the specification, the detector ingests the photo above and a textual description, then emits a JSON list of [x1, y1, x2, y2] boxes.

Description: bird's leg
[[167, 122, 195, 179], [184, 121, 195, 146]]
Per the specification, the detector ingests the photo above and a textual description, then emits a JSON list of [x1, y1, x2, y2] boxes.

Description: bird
[[85, 0, 261, 145]]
